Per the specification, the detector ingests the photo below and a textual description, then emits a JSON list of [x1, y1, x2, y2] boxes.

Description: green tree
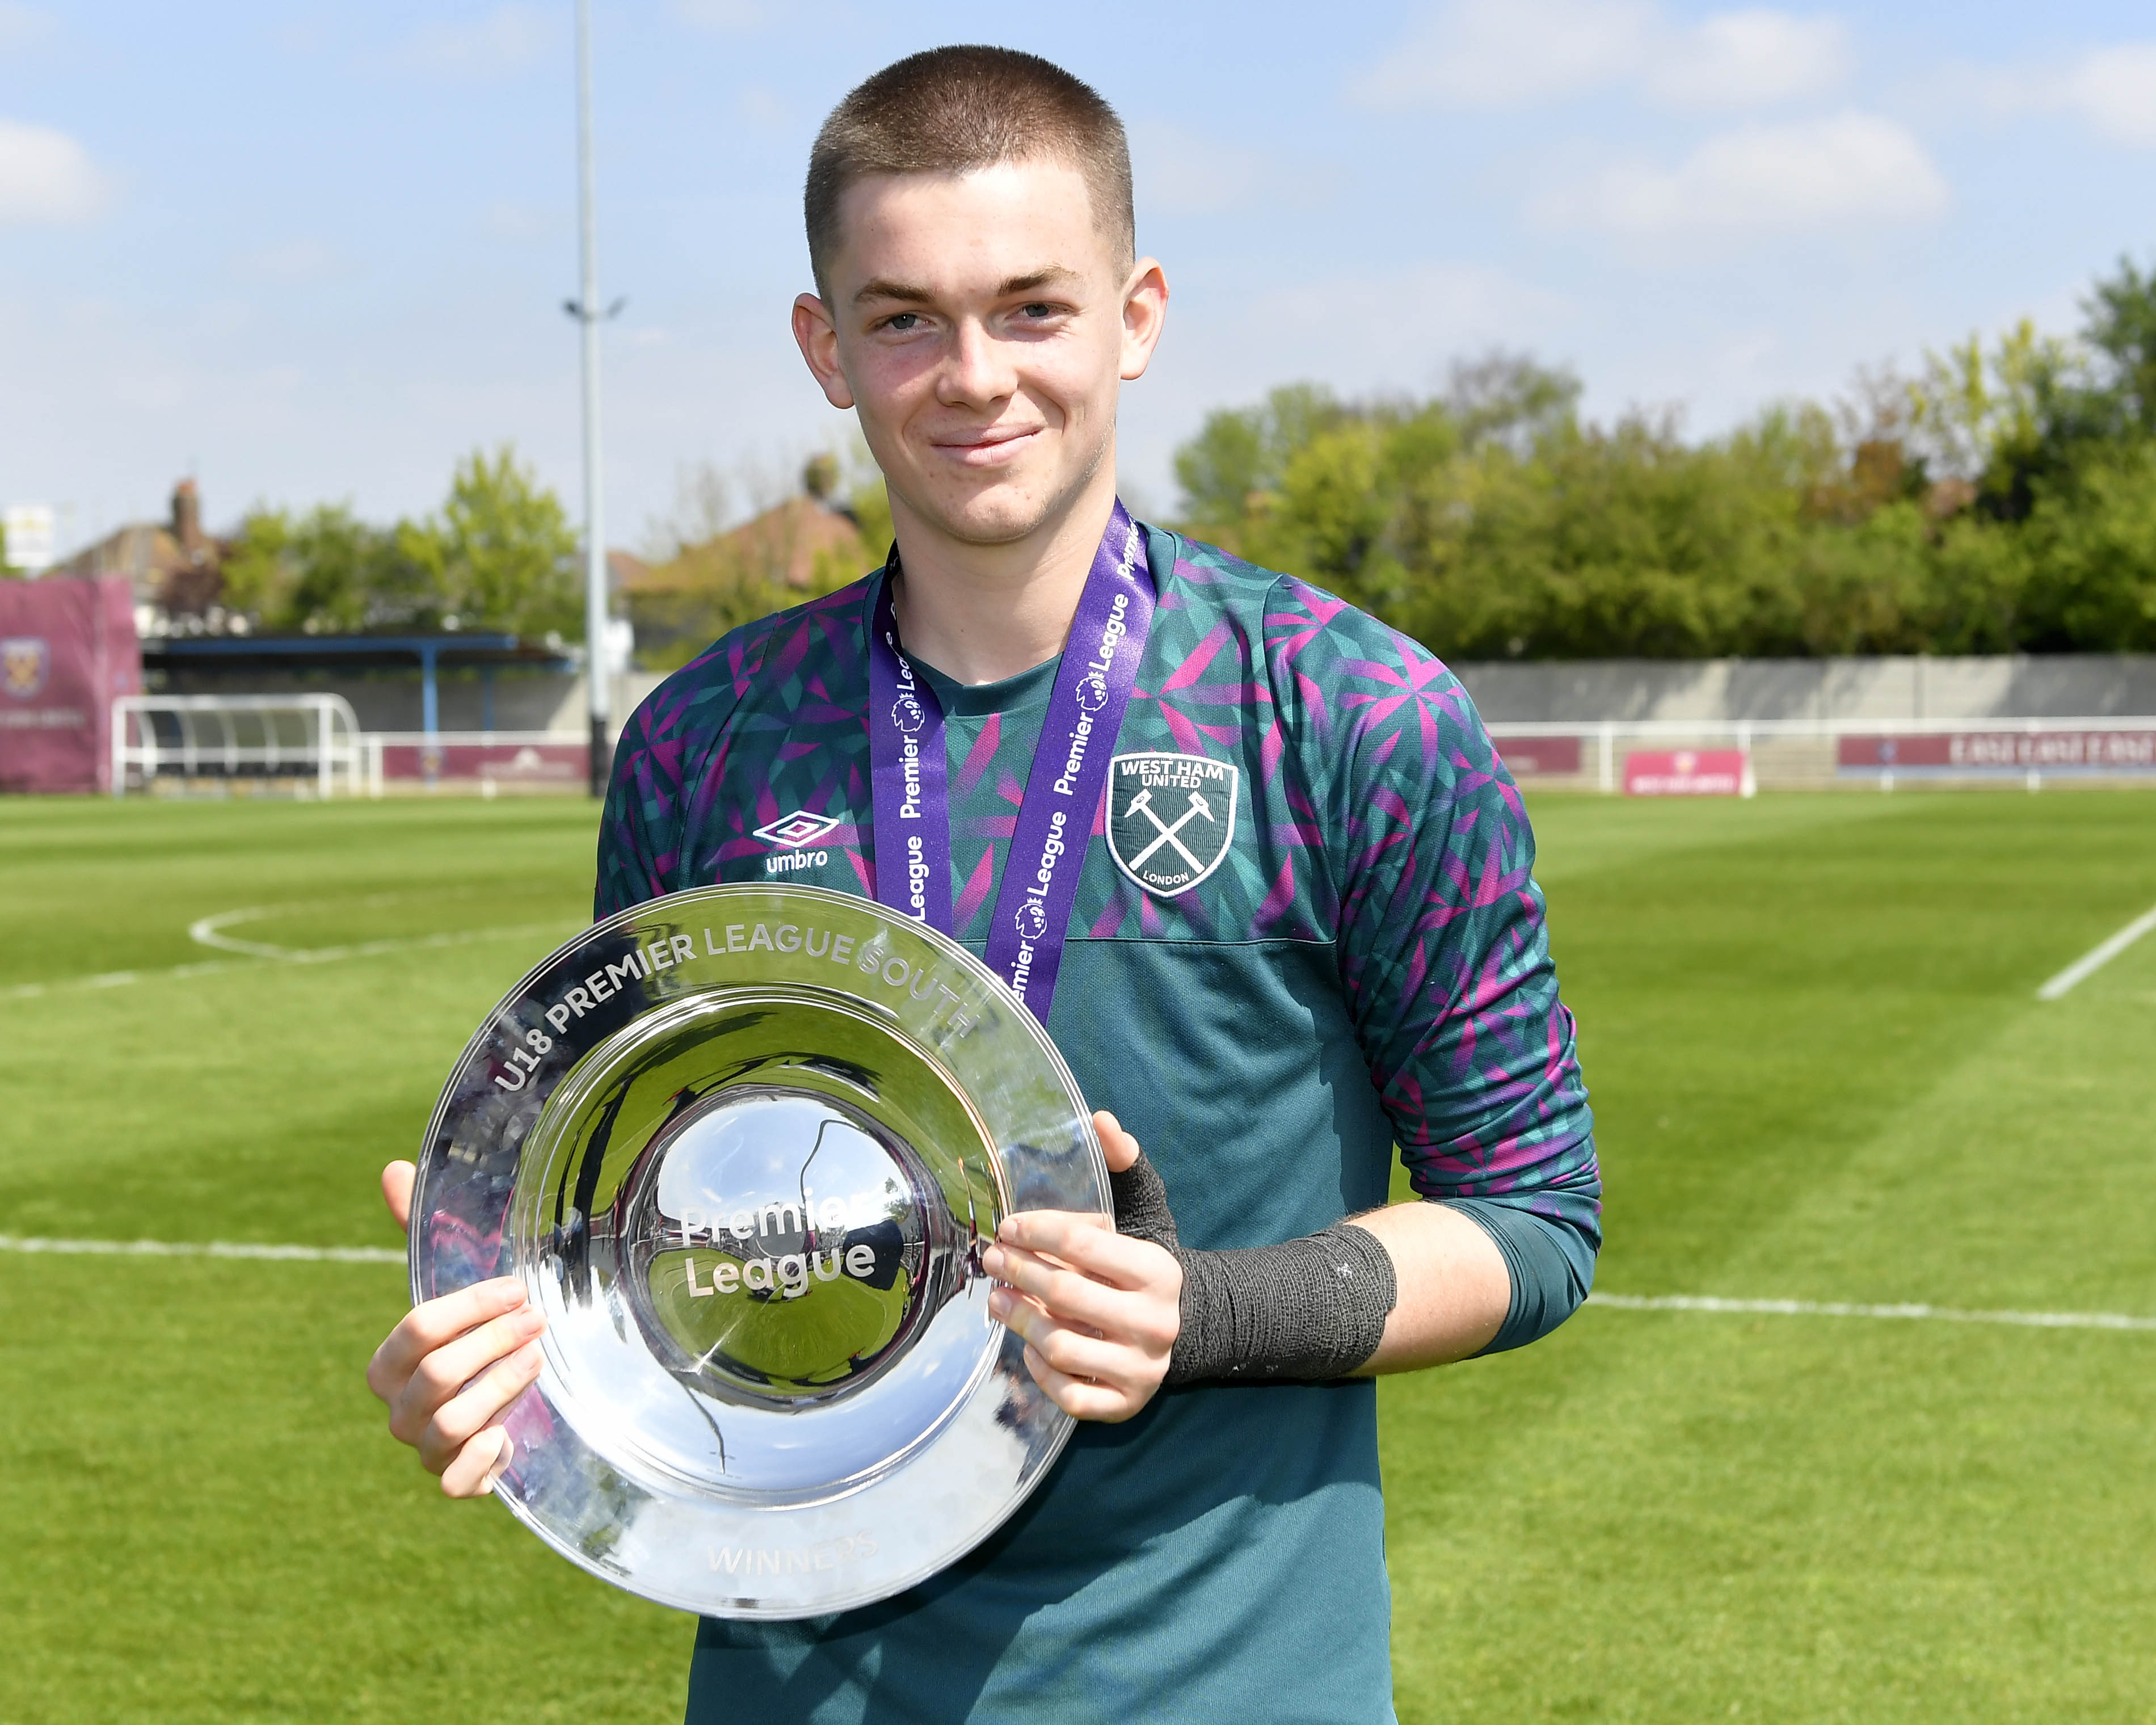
[[2082, 255, 2156, 439], [2013, 442, 2156, 651], [221, 503, 418, 633], [418, 444, 580, 636], [1172, 377, 1998, 661], [1173, 384, 1347, 530], [217, 447, 576, 638], [217, 508, 294, 621]]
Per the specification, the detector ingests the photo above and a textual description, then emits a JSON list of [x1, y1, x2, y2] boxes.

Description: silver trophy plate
[[410, 883, 1107, 1618]]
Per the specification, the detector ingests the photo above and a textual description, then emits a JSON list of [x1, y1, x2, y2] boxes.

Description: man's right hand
[[365, 1160, 546, 1498]]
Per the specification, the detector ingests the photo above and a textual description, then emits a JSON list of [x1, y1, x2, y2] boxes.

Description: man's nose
[[936, 318, 1016, 410]]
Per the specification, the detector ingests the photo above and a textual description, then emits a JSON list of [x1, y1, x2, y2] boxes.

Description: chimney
[[172, 479, 203, 552]]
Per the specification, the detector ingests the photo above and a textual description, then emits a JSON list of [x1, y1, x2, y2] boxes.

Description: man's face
[[793, 159, 1167, 549]]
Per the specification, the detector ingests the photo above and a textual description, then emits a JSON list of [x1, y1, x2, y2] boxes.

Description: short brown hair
[[805, 46, 1135, 294]]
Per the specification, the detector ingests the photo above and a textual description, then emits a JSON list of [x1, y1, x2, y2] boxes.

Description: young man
[[369, 45, 1599, 1723]]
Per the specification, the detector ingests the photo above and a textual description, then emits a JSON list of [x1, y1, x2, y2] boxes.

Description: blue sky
[[2, 1, 2153, 554]]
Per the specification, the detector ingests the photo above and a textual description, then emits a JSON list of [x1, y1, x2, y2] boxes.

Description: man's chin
[[913, 484, 1064, 550]]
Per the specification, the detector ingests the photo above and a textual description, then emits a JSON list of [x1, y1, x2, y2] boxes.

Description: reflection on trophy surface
[[411, 883, 1108, 1619], [613, 1087, 957, 1408]]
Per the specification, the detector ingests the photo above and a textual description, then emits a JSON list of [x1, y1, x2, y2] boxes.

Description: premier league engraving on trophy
[[410, 883, 1108, 1619]]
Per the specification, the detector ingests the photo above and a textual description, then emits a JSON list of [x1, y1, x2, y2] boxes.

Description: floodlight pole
[[573, 0, 609, 798]]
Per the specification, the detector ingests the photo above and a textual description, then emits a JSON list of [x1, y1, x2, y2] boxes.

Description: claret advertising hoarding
[[1839, 730, 2156, 779], [0, 577, 141, 794], [1624, 748, 1753, 797]]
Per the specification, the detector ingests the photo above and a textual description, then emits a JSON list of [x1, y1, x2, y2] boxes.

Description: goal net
[[112, 694, 377, 798]]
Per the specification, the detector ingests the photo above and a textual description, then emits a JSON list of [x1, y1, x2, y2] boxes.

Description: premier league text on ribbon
[[1050, 590, 1130, 797], [866, 502, 1157, 1018], [885, 630, 937, 922]]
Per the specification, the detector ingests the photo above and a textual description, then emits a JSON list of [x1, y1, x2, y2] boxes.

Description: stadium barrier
[[364, 731, 589, 792], [113, 694, 371, 798], [1485, 716, 2156, 793], [113, 701, 2156, 799]]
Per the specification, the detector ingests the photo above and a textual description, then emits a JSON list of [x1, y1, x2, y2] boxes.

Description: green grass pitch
[[2, 788, 2153, 1722]]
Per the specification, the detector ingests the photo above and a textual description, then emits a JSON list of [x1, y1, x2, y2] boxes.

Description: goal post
[[112, 693, 376, 799]]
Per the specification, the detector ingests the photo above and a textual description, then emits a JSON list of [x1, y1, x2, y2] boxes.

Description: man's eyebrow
[[996, 267, 1080, 296], [851, 267, 1082, 307], [853, 278, 934, 306]]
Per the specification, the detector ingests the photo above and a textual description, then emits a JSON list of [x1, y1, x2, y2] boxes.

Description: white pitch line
[[2, 919, 580, 1003], [2036, 901, 2156, 1000], [2, 1240, 2145, 1335], [0, 1235, 403, 1264], [1589, 1292, 2156, 1332]]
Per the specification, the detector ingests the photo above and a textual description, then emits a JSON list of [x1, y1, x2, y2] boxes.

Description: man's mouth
[[930, 426, 1046, 465]]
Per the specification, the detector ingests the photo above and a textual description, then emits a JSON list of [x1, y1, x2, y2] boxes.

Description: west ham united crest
[[1108, 752, 1239, 897], [2, 637, 48, 700]]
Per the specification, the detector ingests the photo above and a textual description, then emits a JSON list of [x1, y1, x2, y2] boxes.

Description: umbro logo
[[753, 810, 844, 849]]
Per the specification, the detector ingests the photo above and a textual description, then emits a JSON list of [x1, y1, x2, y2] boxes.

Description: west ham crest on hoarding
[[1107, 752, 1239, 897], [2, 637, 48, 700]]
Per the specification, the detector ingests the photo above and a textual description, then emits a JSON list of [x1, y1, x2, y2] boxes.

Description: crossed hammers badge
[[1106, 752, 1240, 895]]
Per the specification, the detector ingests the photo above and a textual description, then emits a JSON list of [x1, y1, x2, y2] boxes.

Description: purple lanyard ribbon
[[866, 502, 1155, 1020]]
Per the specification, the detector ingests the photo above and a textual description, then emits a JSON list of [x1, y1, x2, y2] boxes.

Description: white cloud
[[1353, 0, 1847, 112], [2064, 44, 2156, 146], [229, 238, 353, 284], [736, 85, 786, 128], [1542, 112, 1947, 234], [1976, 43, 2156, 148], [401, 5, 548, 77], [1645, 10, 1851, 111], [1129, 121, 1337, 218], [0, 119, 109, 223], [0, 3, 53, 48], [1158, 262, 1574, 404], [482, 200, 554, 242], [1356, 0, 1656, 109], [670, 0, 763, 29]]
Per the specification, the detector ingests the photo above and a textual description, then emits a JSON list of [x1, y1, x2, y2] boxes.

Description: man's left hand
[[982, 1110, 1182, 1422]]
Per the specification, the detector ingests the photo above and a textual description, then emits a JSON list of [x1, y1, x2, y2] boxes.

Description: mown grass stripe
[[1590, 1291, 2156, 1332], [0, 1235, 403, 1265]]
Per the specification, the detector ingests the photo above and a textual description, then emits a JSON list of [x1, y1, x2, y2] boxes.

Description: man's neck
[[886, 467, 1119, 686]]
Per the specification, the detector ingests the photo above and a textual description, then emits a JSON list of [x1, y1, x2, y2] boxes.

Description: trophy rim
[[409, 882, 1106, 1618]]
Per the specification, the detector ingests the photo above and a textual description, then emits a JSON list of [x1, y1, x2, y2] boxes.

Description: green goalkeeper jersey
[[597, 524, 1600, 1724]]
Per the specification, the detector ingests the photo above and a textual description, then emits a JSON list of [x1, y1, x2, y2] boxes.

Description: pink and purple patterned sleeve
[[1266, 578, 1600, 1343], [594, 622, 773, 919]]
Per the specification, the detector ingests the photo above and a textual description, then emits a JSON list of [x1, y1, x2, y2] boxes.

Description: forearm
[[1344, 1200, 1508, 1374], [1114, 1151, 1509, 1383]]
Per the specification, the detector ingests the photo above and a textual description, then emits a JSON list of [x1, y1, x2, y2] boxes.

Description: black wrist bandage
[[1110, 1152, 1399, 1386]]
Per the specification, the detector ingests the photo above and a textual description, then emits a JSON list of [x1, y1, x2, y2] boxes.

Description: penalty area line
[[2035, 901, 2156, 1000], [1589, 1292, 2156, 1333], [0, 1235, 403, 1265]]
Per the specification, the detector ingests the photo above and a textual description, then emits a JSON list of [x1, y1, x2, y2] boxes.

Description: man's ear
[[1119, 259, 1169, 384], [793, 292, 856, 410]]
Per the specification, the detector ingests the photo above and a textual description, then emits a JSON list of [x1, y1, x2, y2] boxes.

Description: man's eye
[[1020, 303, 1055, 319], [885, 312, 920, 332]]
